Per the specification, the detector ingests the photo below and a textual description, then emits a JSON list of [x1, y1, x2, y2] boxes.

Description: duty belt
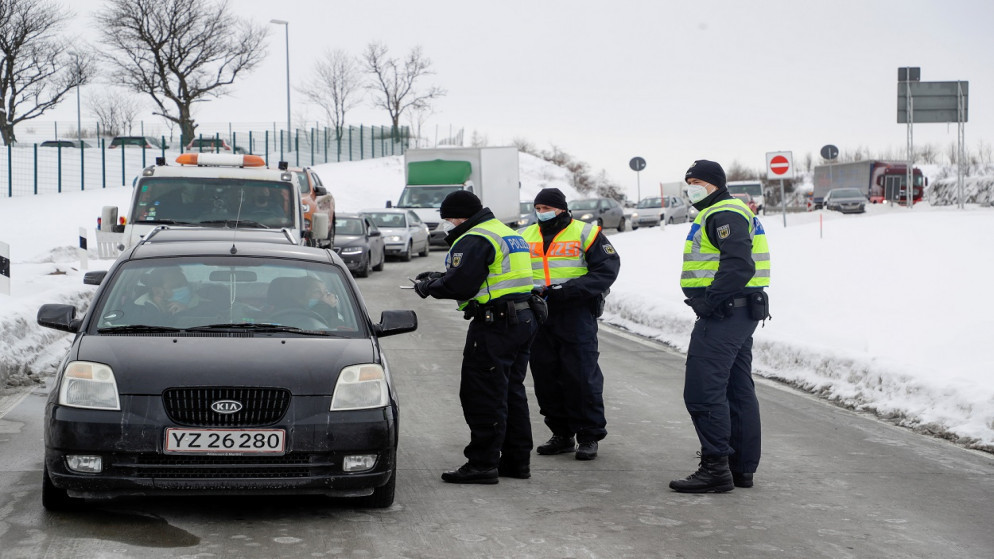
[[731, 297, 749, 307]]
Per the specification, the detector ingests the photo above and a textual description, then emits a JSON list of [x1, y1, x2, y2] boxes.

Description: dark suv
[[37, 227, 417, 510]]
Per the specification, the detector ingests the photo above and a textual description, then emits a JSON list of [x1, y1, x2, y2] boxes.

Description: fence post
[[279, 129, 284, 163], [265, 130, 270, 167], [248, 131, 253, 155], [57, 143, 62, 193], [349, 127, 353, 161], [161, 136, 166, 160], [121, 142, 126, 187], [310, 127, 315, 166], [34, 144, 38, 195], [6, 144, 11, 197], [80, 138, 85, 190], [294, 128, 299, 167], [101, 138, 106, 189], [360, 126, 364, 160]]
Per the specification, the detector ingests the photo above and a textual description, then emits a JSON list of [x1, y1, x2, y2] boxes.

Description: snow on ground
[[0, 154, 991, 452]]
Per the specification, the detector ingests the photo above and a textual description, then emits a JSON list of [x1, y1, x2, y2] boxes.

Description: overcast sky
[[53, 0, 994, 196]]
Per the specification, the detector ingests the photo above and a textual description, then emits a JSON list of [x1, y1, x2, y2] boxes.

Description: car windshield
[[520, 202, 533, 214], [727, 183, 763, 197], [364, 212, 405, 228], [92, 257, 363, 335], [397, 186, 463, 208], [131, 178, 295, 228], [336, 218, 364, 236], [570, 199, 600, 210], [637, 198, 662, 208], [831, 188, 865, 198]]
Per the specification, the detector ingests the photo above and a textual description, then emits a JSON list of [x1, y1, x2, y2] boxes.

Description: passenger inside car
[[135, 267, 199, 318]]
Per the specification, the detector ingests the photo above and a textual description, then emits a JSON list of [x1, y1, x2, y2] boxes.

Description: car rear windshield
[[397, 186, 462, 208], [93, 257, 364, 335], [637, 198, 662, 208], [131, 178, 295, 228]]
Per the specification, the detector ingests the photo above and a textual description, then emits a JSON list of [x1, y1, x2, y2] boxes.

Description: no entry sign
[[766, 151, 794, 180]]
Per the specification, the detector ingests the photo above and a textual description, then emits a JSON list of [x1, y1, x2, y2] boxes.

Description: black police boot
[[732, 472, 754, 488], [497, 459, 531, 479], [441, 464, 499, 485], [668, 453, 734, 493], [536, 435, 576, 455], [575, 441, 598, 461]]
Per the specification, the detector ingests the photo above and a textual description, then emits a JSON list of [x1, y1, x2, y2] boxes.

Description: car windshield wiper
[[199, 219, 269, 229], [98, 324, 183, 334], [186, 323, 339, 336]]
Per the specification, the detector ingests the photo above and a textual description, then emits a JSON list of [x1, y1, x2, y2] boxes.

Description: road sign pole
[[636, 171, 641, 204], [780, 179, 786, 227]]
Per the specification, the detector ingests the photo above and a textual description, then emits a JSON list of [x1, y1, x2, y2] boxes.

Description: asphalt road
[[1, 248, 992, 558]]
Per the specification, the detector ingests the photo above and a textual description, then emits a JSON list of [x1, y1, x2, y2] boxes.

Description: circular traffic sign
[[769, 155, 790, 176], [820, 144, 839, 160], [629, 157, 646, 172]]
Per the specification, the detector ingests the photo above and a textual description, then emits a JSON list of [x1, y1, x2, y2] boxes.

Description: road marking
[[0, 386, 33, 419]]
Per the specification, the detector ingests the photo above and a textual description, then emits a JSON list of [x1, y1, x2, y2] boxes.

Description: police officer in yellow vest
[[412, 191, 540, 484], [669, 160, 771, 493], [519, 188, 620, 461]]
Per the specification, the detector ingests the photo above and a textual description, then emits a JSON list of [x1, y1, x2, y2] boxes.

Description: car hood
[[335, 235, 366, 247], [376, 227, 409, 235], [76, 335, 377, 395]]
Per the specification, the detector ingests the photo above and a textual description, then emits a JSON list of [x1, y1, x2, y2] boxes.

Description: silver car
[[361, 209, 431, 260], [633, 196, 689, 228], [570, 197, 627, 231], [823, 188, 867, 214]]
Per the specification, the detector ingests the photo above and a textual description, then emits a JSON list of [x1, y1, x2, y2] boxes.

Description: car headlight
[[517, 217, 529, 226], [331, 364, 388, 410], [59, 361, 120, 410], [340, 246, 363, 255], [579, 213, 594, 221], [384, 235, 403, 243], [632, 212, 639, 218]]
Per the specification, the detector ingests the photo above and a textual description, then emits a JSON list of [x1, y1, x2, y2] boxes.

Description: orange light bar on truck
[[174, 153, 266, 167]]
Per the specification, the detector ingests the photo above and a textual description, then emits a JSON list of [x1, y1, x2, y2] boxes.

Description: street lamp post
[[270, 19, 291, 153]]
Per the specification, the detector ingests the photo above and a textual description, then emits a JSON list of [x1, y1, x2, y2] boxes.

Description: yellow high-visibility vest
[[520, 220, 600, 288], [447, 218, 534, 310], [681, 198, 770, 288]]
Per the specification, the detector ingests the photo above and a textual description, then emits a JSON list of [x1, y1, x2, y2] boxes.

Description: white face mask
[[536, 210, 558, 222], [686, 184, 710, 204]]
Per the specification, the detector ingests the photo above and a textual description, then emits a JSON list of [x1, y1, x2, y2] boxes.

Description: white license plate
[[165, 428, 286, 455]]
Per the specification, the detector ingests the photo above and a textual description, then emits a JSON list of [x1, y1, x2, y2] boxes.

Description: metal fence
[[0, 123, 410, 197]]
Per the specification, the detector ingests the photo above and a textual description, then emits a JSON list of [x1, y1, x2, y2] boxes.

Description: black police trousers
[[460, 307, 538, 469], [529, 303, 607, 444], [684, 305, 762, 473]]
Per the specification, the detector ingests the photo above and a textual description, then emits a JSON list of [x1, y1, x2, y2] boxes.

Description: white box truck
[[393, 147, 520, 246]]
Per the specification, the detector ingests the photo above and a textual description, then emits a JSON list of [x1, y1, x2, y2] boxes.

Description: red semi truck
[[812, 161, 926, 208]]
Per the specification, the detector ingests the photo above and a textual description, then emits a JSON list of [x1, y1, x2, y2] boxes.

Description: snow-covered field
[[1, 153, 991, 452]]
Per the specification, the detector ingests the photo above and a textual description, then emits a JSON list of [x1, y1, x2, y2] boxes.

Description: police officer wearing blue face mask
[[519, 188, 620, 461], [670, 159, 771, 493]]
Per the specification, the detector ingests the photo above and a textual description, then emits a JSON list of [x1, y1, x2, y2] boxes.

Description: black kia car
[[37, 227, 416, 510]]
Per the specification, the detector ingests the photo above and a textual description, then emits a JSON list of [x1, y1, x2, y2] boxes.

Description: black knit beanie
[[439, 190, 483, 219], [684, 160, 726, 189], [533, 187, 568, 210]]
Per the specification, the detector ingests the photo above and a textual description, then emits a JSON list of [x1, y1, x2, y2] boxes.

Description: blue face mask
[[169, 285, 192, 305], [307, 298, 320, 308], [536, 210, 558, 222]]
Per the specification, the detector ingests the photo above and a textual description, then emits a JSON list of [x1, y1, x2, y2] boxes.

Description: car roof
[[360, 208, 408, 213], [129, 227, 335, 262]]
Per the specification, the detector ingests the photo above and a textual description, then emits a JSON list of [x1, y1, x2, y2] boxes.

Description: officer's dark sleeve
[[702, 211, 754, 307], [559, 230, 621, 301], [426, 235, 495, 301]]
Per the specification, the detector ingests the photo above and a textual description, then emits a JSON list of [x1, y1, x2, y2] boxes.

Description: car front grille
[[125, 453, 323, 478], [163, 387, 291, 427]]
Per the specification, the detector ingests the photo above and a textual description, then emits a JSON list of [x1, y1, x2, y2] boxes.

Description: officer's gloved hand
[[413, 279, 433, 299], [415, 271, 444, 281], [685, 297, 715, 318], [543, 284, 566, 303]]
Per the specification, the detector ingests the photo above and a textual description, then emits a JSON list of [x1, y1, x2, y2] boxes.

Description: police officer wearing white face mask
[[670, 159, 771, 493]]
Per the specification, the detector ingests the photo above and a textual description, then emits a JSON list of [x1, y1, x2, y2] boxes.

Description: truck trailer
[[394, 147, 520, 246], [812, 161, 925, 208]]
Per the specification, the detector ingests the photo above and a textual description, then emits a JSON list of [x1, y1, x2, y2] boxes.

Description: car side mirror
[[374, 310, 418, 337], [83, 271, 107, 285], [314, 185, 328, 196], [37, 304, 80, 333], [369, 229, 381, 237]]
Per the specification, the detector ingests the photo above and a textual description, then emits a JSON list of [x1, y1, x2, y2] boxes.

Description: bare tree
[[361, 42, 445, 136], [0, 0, 94, 144], [298, 49, 363, 139], [87, 88, 142, 137], [95, 0, 268, 143]]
